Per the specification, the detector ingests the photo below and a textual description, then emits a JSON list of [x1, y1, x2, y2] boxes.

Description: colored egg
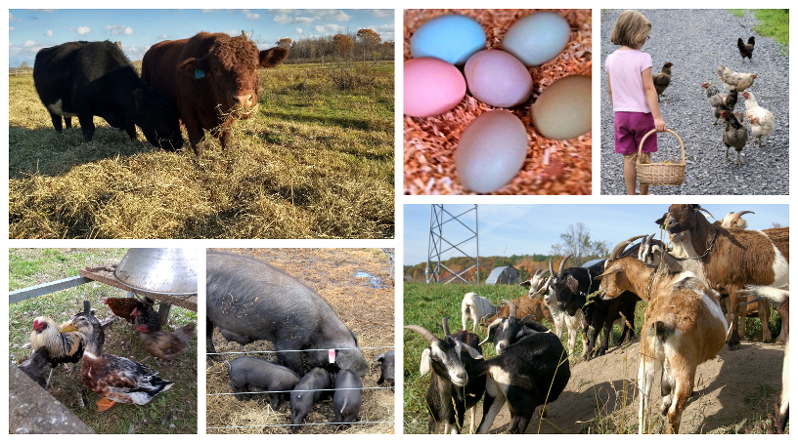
[[456, 111, 528, 193], [502, 12, 571, 67], [531, 75, 592, 140], [404, 58, 466, 118], [410, 14, 487, 66], [464, 50, 534, 108]]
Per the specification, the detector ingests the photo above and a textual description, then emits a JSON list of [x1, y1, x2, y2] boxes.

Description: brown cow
[[142, 32, 289, 156]]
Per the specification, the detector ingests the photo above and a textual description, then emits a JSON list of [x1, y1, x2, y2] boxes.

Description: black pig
[[290, 367, 332, 432], [373, 350, 395, 389], [333, 370, 363, 424], [227, 357, 301, 410], [206, 251, 369, 377]]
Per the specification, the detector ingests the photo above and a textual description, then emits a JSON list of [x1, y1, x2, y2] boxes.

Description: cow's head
[[133, 88, 183, 150], [179, 32, 289, 118], [657, 204, 714, 235]]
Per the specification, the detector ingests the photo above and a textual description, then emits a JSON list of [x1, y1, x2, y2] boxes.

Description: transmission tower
[[426, 204, 480, 284]]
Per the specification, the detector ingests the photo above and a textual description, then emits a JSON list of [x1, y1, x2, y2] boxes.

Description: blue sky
[[403, 204, 789, 266], [9, 9, 394, 66]]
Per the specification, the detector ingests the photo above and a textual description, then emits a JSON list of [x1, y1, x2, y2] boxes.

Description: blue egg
[[410, 14, 487, 66]]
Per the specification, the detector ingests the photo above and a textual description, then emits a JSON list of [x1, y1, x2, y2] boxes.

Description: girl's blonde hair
[[610, 10, 651, 48]]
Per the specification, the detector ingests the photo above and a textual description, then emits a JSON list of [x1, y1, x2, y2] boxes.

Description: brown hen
[[104, 297, 155, 324], [136, 323, 196, 360]]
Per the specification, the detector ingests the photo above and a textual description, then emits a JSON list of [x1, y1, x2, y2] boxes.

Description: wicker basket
[[636, 128, 686, 186]]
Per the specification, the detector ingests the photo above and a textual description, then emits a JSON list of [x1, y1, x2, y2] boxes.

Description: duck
[[61, 310, 174, 411]]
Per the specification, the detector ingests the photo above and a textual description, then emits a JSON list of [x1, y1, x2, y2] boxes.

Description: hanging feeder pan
[[114, 248, 198, 296]]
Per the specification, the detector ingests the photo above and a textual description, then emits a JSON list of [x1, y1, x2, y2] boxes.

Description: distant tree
[[772, 222, 783, 228], [356, 28, 381, 61], [550, 222, 608, 266], [333, 34, 354, 56], [276, 38, 292, 49], [19, 61, 30, 69]]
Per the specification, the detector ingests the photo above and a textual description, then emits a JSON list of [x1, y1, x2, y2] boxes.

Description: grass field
[[8, 61, 394, 239], [9, 249, 198, 434], [403, 281, 782, 434], [729, 9, 789, 47]]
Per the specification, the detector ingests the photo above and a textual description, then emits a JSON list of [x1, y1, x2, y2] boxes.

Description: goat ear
[[461, 343, 483, 360], [566, 274, 579, 292], [655, 213, 667, 226], [419, 348, 432, 376]]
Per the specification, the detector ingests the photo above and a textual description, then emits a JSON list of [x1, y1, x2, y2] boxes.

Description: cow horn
[[442, 317, 451, 336], [558, 255, 572, 276], [241, 30, 248, 39], [404, 325, 438, 344], [548, 256, 556, 277], [696, 205, 715, 220], [736, 210, 755, 217], [503, 299, 517, 317], [609, 235, 647, 262]]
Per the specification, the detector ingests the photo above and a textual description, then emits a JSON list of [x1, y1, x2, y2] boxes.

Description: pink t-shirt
[[605, 49, 652, 113]]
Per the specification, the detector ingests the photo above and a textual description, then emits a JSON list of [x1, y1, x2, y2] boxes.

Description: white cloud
[[224, 29, 239, 36], [158, 34, 169, 39], [30, 9, 56, 12], [296, 27, 303, 34], [365, 10, 392, 18], [23, 40, 35, 47], [272, 9, 350, 25], [106, 24, 133, 36], [45, 29, 53, 37], [315, 24, 345, 34], [77, 26, 91, 35], [202, 9, 221, 13], [9, 26, 14, 31], [9, 13, 14, 22], [243, 10, 260, 20]]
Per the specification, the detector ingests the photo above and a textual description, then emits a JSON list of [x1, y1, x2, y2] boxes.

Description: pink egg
[[404, 58, 466, 118], [464, 50, 533, 108]]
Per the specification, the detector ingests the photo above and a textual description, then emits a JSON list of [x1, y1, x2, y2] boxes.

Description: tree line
[[274, 28, 394, 64]]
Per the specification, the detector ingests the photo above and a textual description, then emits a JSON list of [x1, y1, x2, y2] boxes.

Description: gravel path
[[600, 10, 789, 195]]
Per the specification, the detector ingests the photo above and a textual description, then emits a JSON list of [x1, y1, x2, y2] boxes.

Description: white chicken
[[717, 65, 756, 92], [742, 91, 774, 148]]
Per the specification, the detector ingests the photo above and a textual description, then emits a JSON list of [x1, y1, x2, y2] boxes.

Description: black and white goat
[[543, 255, 589, 358], [404, 318, 485, 434], [481, 299, 550, 355]]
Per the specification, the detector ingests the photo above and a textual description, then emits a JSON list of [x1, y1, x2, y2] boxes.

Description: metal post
[[426, 204, 480, 284]]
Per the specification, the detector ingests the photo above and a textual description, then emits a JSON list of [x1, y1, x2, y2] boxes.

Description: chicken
[[702, 82, 738, 125], [737, 36, 755, 62], [131, 304, 162, 333], [720, 110, 748, 166], [743, 91, 774, 148], [18, 347, 49, 389], [30, 316, 86, 387], [104, 297, 155, 324], [62, 311, 174, 412], [717, 65, 756, 92], [652, 62, 674, 102], [136, 322, 196, 361]]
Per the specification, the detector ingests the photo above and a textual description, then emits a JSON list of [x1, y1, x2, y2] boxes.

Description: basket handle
[[637, 128, 686, 165]]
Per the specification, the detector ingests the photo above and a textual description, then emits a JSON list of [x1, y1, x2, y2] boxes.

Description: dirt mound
[[477, 340, 785, 434]]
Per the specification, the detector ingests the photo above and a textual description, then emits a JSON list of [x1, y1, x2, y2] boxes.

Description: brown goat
[[656, 204, 788, 350], [597, 236, 728, 434]]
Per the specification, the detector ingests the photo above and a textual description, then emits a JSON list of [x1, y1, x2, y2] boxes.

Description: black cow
[[33, 41, 182, 149]]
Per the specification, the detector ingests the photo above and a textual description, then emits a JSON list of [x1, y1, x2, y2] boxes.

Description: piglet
[[373, 350, 395, 389], [227, 357, 301, 410], [290, 367, 332, 432], [333, 370, 363, 424]]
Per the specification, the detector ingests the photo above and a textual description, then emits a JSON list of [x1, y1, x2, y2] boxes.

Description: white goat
[[461, 293, 496, 332]]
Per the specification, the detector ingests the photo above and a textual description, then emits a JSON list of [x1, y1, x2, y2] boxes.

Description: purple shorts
[[614, 112, 657, 155]]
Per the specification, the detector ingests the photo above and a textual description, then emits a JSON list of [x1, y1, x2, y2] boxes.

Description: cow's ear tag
[[328, 349, 336, 364], [194, 69, 205, 79]]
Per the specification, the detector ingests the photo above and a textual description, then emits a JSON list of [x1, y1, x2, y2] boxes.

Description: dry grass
[[404, 9, 592, 195], [206, 249, 395, 434], [8, 62, 394, 239]]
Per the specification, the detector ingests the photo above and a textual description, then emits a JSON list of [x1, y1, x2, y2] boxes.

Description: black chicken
[[652, 62, 674, 102], [737, 36, 755, 63], [720, 110, 748, 166]]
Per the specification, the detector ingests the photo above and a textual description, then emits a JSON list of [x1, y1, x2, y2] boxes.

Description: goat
[[719, 210, 754, 229], [404, 318, 485, 434], [596, 235, 728, 434], [482, 270, 552, 326], [473, 329, 570, 433], [741, 285, 789, 433], [481, 299, 550, 355], [544, 255, 590, 358], [656, 204, 788, 350], [461, 292, 496, 332]]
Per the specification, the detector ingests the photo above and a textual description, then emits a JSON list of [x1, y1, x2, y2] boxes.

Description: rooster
[[720, 110, 748, 166], [737, 36, 755, 63], [702, 82, 738, 125], [30, 316, 86, 387], [104, 297, 155, 324], [18, 347, 50, 389], [136, 323, 196, 360], [717, 65, 756, 92], [743, 91, 774, 148], [652, 62, 674, 102], [132, 305, 162, 333]]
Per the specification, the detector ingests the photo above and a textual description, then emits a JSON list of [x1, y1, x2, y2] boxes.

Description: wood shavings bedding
[[403, 9, 592, 195]]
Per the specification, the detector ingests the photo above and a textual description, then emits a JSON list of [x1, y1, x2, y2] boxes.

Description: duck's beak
[[60, 321, 77, 333]]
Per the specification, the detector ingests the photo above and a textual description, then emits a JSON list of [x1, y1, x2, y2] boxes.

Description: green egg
[[531, 75, 591, 140]]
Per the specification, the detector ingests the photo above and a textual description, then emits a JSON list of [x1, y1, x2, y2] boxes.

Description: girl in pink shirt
[[605, 10, 667, 195]]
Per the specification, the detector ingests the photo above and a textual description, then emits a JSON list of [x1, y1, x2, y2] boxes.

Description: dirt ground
[[474, 340, 785, 434], [205, 249, 395, 434]]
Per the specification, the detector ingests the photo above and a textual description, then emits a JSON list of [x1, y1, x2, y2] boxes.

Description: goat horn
[[696, 205, 716, 220], [503, 299, 517, 318], [609, 235, 646, 262], [479, 318, 502, 346], [520, 314, 535, 324], [548, 256, 556, 277], [736, 210, 755, 217], [540, 269, 551, 277], [442, 317, 451, 336], [404, 325, 438, 344], [558, 255, 572, 276]]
